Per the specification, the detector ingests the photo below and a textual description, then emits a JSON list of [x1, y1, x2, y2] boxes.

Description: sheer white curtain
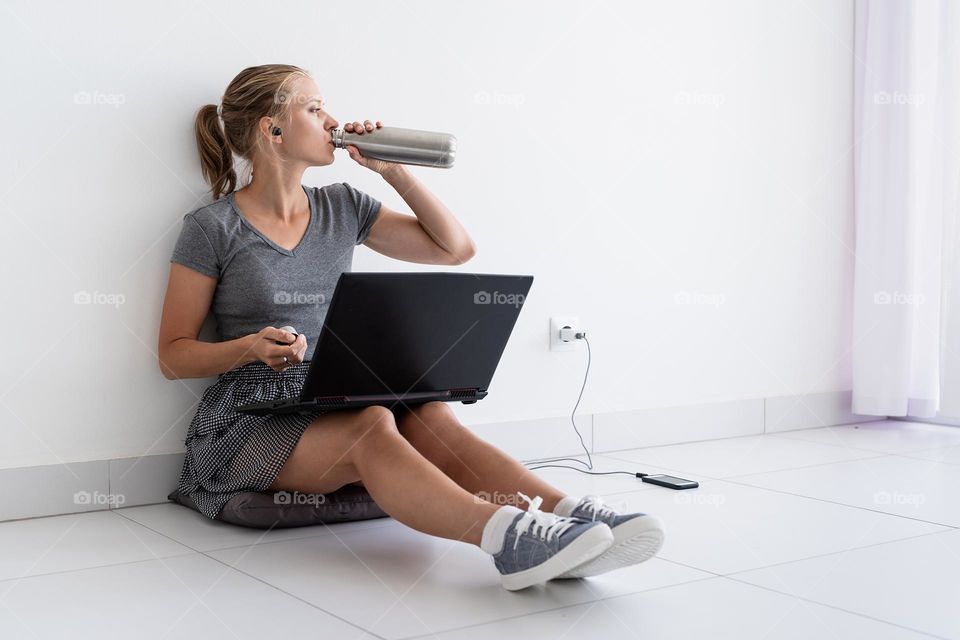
[[852, 0, 960, 417]]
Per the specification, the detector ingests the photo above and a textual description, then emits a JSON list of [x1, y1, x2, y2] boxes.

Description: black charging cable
[[522, 334, 651, 479]]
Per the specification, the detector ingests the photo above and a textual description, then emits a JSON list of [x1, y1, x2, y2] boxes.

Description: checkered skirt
[[175, 360, 325, 520]]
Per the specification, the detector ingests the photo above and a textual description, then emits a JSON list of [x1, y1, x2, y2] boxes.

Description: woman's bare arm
[[342, 119, 477, 265], [362, 165, 476, 264], [157, 263, 258, 379]]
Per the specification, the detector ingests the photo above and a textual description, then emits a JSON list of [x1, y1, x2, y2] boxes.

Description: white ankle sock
[[480, 505, 523, 555], [552, 495, 581, 517]]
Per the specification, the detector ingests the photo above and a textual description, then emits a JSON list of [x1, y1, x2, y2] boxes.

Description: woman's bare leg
[[393, 402, 569, 512], [268, 405, 500, 546]]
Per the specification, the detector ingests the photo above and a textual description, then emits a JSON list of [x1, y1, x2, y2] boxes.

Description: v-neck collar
[[228, 185, 316, 257]]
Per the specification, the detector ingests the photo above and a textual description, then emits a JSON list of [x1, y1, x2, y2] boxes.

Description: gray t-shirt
[[169, 182, 382, 362]]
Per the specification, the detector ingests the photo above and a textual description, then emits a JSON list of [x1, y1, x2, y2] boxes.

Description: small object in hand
[[275, 325, 298, 345]]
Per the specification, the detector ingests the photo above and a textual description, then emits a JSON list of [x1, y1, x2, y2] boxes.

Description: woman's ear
[[258, 115, 281, 139]]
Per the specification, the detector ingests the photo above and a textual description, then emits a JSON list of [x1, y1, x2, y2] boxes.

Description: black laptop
[[235, 272, 533, 416]]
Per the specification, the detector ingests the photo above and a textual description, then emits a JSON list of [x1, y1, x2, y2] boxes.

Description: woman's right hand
[[250, 326, 308, 372]]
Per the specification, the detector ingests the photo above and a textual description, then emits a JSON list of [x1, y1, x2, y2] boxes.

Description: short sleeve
[[170, 213, 220, 279], [342, 181, 383, 245]]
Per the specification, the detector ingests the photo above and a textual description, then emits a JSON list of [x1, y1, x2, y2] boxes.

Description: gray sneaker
[[553, 494, 665, 579], [492, 493, 614, 591]]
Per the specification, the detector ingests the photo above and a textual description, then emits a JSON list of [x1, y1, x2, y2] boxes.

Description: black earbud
[[271, 126, 282, 136]]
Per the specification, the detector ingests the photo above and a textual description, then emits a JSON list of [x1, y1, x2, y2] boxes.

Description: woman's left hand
[[345, 119, 400, 175]]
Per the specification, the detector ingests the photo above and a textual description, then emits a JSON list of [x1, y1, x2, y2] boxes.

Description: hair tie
[[216, 103, 223, 117]]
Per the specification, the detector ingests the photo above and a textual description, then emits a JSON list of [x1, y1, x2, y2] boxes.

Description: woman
[[158, 64, 664, 591]]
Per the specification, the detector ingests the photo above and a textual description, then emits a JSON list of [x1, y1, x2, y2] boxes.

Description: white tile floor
[[1, 419, 958, 639]]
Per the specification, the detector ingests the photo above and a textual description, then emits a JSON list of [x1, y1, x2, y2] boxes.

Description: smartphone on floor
[[641, 474, 699, 490]]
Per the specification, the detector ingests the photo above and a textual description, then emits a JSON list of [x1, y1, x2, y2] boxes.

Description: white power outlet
[[550, 316, 579, 351]]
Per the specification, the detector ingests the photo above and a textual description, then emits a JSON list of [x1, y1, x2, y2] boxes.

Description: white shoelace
[[578, 494, 619, 522], [512, 492, 576, 550]]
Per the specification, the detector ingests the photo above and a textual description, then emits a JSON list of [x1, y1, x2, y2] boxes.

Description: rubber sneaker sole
[[553, 514, 665, 579], [500, 524, 615, 591]]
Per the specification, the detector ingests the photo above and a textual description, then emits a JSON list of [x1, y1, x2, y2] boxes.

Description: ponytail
[[194, 104, 236, 201]]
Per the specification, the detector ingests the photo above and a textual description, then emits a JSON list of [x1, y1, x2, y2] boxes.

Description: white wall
[[0, 0, 855, 468]]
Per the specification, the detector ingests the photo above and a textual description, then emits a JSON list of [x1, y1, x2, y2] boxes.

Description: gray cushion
[[167, 485, 390, 529]]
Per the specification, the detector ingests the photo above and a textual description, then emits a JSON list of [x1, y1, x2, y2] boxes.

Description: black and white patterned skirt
[[175, 360, 325, 521]]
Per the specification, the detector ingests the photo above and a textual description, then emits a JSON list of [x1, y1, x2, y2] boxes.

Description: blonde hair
[[194, 64, 310, 200]]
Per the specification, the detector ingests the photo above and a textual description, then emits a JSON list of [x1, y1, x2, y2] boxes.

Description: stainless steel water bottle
[[331, 126, 457, 168]]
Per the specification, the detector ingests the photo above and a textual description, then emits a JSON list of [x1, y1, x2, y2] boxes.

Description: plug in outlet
[[550, 316, 579, 351]]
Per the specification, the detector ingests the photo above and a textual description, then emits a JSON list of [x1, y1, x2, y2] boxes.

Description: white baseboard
[[0, 454, 184, 523], [0, 390, 872, 523], [592, 398, 765, 453], [764, 389, 871, 433]]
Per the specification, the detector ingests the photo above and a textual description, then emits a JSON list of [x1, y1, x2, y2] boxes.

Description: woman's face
[[272, 75, 340, 167]]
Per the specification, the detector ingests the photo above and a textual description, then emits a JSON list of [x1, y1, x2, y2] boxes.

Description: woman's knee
[[418, 401, 458, 424], [397, 402, 470, 461], [268, 417, 362, 493], [348, 405, 401, 442], [398, 401, 462, 437]]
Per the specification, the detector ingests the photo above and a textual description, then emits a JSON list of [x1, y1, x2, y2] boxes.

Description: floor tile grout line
[[399, 570, 941, 640], [111, 514, 398, 640], [2, 525, 948, 640], [596, 448, 960, 529], [196, 547, 390, 640], [595, 449, 891, 481], [0, 510, 201, 584], [766, 430, 960, 456], [654, 556, 725, 577], [0, 505, 116, 525], [594, 418, 886, 455], [715, 527, 958, 580], [194, 535, 714, 639], [721, 573, 952, 640], [112, 508, 400, 555], [393, 574, 721, 640], [602, 568, 951, 640], [588, 483, 960, 579], [190, 520, 401, 554], [720, 453, 893, 479], [121, 499, 957, 577], [593, 452, 898, 490], [541, 450, 958, 524], [894, 450, 960, 468], [3, 503, 954, 638], [112, 508, 283, 558], [898, 439, 960, 454], [198, 524, 711, 638], [589, 420, 889, 459], [0, 549, 200, 586], [110, 508, 719, 638], [599, 574, 947, 639], [598, 433, 960, 483], [599, 426, 901, 456], [717, 475, 960, 529], [128, 501, 957, 640], [114, 509, 391, 640]]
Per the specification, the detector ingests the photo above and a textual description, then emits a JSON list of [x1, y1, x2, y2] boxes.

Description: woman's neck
[[239, 166, 308, 223]]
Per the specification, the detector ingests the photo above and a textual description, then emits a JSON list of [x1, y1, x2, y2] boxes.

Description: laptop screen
[[301, 272, 532, 398]]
